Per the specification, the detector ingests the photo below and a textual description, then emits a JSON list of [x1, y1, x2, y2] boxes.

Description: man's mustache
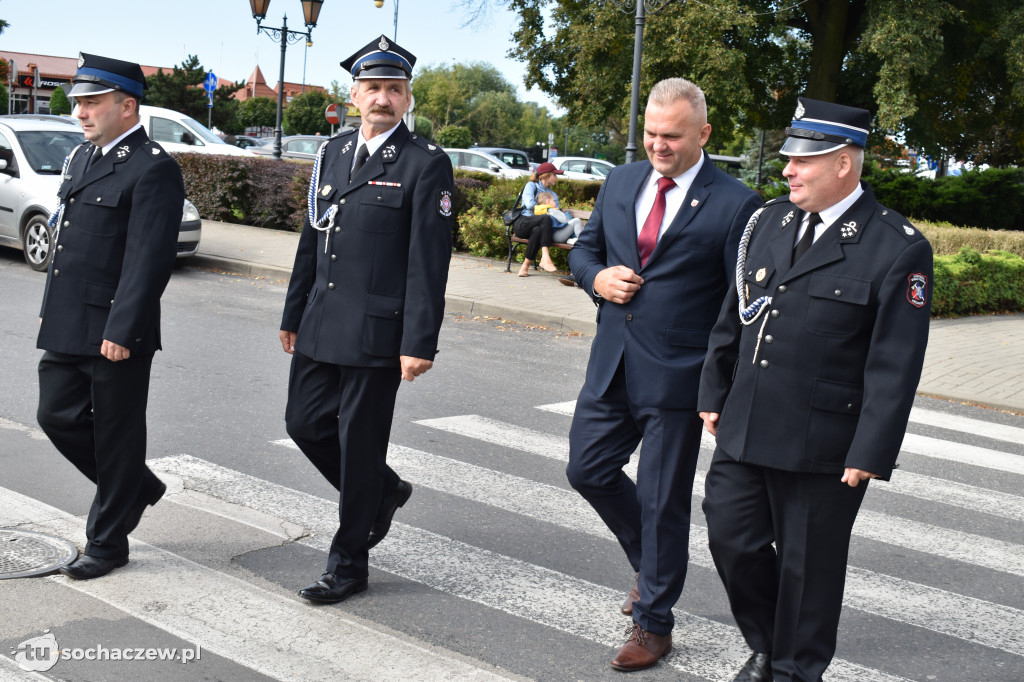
[[369, 106, 395, 115]]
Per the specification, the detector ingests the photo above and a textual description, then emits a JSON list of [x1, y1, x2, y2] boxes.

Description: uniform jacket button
[[777, 285, 787, 293], [339, 198, 346, 205], [53, 269, 60, 276], [835, 289, 842, 296], [847, 403, 855, 410], [625, 313, 633, 321], [69, 197, 76, 204], [330, 254, 337, 261], [764, 335, 774, 344], [759, 359, 769, 368], [57, 245, 64, 252], [328, 283, 335, 290], [63, 220, 70, 227], [334, 226, 341, 233], [770, 309, 780, 318]]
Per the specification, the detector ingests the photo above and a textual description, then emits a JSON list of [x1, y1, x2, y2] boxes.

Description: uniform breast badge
[[756, 268, 766, 282], [321, 185, 333, 197]]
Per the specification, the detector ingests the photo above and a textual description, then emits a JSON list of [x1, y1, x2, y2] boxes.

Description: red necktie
[[638, 176, 676, 266]]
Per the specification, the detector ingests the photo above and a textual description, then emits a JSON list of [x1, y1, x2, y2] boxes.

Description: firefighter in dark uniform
[[697, 98, 933, 682], [279, 36, 453, 604], [36, 54, 185, 580]]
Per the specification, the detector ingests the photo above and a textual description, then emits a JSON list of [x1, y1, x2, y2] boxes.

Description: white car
[[443, 148, 531, 179], [139, 106, 255, 157], [0, 116, 201, 271], [549, 156, 615, 181]]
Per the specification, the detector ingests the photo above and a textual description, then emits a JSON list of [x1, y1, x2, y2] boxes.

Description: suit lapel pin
[[781, 210, 795, 226], [690, 198, 699, 207], [840, 220, 858, 238]]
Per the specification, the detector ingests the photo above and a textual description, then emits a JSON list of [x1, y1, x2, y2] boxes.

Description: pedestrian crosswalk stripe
[[878, 469, 1024, 523], [910, 407, 1024, 446], [0, 485, 515, 682], [150, 455, 911, 682], [186, 446, 1024, 659], [899, 431, 1024, 475]]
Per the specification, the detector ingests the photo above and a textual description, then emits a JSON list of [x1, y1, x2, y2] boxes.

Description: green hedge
[[932, 248, 1024, 317]]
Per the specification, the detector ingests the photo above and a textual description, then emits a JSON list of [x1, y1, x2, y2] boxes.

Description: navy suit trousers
[[566, 359, 703, 636]]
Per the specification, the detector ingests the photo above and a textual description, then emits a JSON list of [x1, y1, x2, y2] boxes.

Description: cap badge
[[382, 144, 397, 161], [756, 268, 766, 282], [78, 54, 85, 68], [781, 210, 795, 226], [379, 36, 390, 51], [794, 102, 805, 119], [840, 220, 858, 238]]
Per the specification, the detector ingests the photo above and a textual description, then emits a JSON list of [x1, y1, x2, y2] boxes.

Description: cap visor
[[353, 66, 410, 80], [779, 137, 847, 156], [69, 82, 115, 98]]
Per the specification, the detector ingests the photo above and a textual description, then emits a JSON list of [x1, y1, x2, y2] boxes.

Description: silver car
[[0, 117, 200, 271]]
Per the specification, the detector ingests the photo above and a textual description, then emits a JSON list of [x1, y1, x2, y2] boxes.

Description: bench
[[504, 208, 591, 273]]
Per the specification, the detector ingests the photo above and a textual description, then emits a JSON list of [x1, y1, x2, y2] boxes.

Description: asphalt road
[[1, 253, 1022, 681]]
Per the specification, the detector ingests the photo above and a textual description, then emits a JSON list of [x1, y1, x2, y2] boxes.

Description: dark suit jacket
[[569, 152, 761, 409], [697, 184, 933, 478], [280, 122, 453, 367], [37, 127, 184, 356]]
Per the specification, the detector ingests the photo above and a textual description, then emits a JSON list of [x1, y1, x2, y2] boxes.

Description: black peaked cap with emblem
[[69, 53, 147, 99], [340, 35, 416, 80], [780, 96, 870, 156]]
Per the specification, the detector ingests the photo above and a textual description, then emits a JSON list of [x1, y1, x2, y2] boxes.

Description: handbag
[[501, 191, 524, 226]]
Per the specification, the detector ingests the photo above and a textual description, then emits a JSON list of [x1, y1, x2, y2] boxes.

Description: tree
[[412, 62, 517, 137], [493, 0, 1024, 166], [145, 55, 243, 133], [237, 97, 277, 132], [437, 125, 471, 148], [49, 86, 71, 115], [282, 89, 332, 136]]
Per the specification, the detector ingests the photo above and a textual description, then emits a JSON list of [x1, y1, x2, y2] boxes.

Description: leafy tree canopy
[[48, 85, 71, 115], [237, 96, 277, 131], [283, 88, 333, 135]]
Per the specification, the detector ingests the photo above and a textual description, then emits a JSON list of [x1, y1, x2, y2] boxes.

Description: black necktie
[[86, 146, 102, 172], [351, 144, 369, 180], [793, 212, 820, 262]]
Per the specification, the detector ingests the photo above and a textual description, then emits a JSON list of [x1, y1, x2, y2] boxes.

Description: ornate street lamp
[[249, 0, 325, 159], [372, 0, 400, 41], [605, 0, 680, 164]]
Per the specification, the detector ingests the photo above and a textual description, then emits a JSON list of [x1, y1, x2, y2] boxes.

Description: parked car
[[229, 134, 272, 150], [473, 147, 532, 173], [0, 116, 201, 271], [251, 134, 338, 160], [139, 105, 255, 157], [443, 148, 531, 179], [548, 156, 615, 181]]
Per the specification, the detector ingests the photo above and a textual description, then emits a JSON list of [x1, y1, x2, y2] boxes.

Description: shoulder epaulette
[[878, 205, 925, 242], [408, 134, 444, 155]]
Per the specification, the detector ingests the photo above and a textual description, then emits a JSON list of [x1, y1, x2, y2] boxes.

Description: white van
[[139, 105, 255, 157]]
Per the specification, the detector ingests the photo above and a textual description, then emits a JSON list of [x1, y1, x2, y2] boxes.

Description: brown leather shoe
[[610, 623, 671, 671], [621, 573, 639, 615]]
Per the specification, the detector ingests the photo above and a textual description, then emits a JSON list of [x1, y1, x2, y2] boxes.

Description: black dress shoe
[[298, 573, 368, 603], [734, 651, 773, 682], [59, 555, 129, 580], [368, 480, 412, 549], [124, 480, 167, 534]]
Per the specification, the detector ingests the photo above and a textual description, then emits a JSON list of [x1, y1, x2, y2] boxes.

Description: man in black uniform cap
[[37, 53, 185, 579], [279, 35, 453, 603], [697, 97, 933, 681]]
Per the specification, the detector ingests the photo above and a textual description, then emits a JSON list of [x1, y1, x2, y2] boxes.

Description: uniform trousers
[[512, 213, 553, 262], [37, 350, 163, 559], [285, 351, 402, 579], [566, 359, 703, 636], [703, 446, 868, 682]]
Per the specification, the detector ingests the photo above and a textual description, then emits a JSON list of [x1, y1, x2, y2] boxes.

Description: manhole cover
[[0, 529, 79, 579]]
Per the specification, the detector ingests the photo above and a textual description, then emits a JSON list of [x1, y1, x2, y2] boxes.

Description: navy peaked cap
[[69, 53, 146, 99], [340, 35, 416, 80], [780, 96, 870, 156]]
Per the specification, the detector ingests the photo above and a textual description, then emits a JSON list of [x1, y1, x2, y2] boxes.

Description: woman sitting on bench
[[512, 162, 564, 277]]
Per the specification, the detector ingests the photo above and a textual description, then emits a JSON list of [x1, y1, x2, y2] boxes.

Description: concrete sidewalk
[[191, 220, 1024, 414]]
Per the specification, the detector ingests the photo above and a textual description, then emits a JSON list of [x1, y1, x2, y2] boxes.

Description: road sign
[[203, 72, 218, 93], [325, 103, 339, 125]]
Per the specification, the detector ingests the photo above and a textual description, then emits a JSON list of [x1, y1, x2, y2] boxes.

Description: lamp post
[[605, 0, 679, 164], [249, 0, 325, 159], [372, 0, 399, 41]]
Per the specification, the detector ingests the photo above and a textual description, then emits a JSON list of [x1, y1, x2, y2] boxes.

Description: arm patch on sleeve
[[438, 189, 453, 217], [907, 273, 928, 308]]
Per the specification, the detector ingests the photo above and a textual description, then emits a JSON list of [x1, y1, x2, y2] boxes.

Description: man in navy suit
[[279, 36, 453, 604], [37, 53, 184, 580], [567, 78, 761, 671]]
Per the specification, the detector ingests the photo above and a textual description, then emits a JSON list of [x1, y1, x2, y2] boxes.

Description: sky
[[1, 0, 563, 113]]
